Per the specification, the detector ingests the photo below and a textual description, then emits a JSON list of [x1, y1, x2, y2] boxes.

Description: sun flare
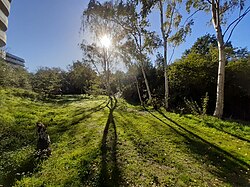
[[100, 35, 112, 48]]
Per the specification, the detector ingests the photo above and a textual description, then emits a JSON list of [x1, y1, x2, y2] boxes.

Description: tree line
[[0, 60, 99, 96], [1, 0, 249, 121], [0, 33, 249, 120]]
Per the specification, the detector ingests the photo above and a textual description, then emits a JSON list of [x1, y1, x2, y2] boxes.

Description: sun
[[100, 35, 112, 48]]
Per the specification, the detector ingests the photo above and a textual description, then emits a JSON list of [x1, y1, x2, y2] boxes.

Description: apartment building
[[6, 52, 25, 67], [0, 0, 11, 47], [0, 0, 25, 67]]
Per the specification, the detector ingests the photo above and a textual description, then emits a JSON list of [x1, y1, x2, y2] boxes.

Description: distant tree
[[188, 0, 250, 118], [15, 67, 31, 89], [67, 61, 98, 94], [32, 67, 63, 97], [168, 51, 218, 112], [0, 60, 31, 89], [230, 47, 250, 62], [121, 64, 144, 104], [184, 34, 217, 56], [110, 70, 126, 94], [183, 34, 235, 61]]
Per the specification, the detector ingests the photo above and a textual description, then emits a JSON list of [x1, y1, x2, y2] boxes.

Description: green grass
[[0, 88, 249, 186]]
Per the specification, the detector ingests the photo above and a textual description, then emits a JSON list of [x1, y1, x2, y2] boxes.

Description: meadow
[[0, 88, 249, 186]]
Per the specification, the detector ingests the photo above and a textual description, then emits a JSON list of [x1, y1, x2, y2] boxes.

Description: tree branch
[[168, 45, 176, 65], [89, 58, 101, 76], [219, 3, 236, 16], [211, 0, 218, 28], [183, 8, 204, 26], [165, 2, 176, 37], [223, 6, 250, 37], [207, 0, 212, 4], [225, 7, 250, 44]]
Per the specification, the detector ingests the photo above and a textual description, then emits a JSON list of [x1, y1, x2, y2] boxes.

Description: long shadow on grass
[[70, 100, 109, 126], [116, 111, 162, 162], [50, 100, 108, 141], [157, 110, 250, 167], [42, 95, 84, 105], [147, 109, 250, 186], [184, 115, 250, 143], [99, 97, 123, 187], [73, 100, 108, 117], [203, 121, 250, 143]]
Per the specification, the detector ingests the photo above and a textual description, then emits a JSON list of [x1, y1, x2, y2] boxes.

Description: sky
[[6, 0, 87, 72], [5, 0, 250, 72]]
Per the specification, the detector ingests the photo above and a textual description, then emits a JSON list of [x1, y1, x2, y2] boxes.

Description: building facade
[[3, 51, 25, 67], [0, 0, 11, 47], [0, 1, 25, 67]]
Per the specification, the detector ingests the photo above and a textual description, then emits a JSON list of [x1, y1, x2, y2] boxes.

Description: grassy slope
[[0, 89, 249, 187]]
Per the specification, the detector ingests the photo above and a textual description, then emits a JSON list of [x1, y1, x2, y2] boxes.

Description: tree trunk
[[213, 35, 225, 118], [140, 63, 152, 101], [212, 0, 225, 118], [159, 0, 169, 110], [103, 48, 111, 97], [164, 61, 169, 109], [137, 30, 152, 102], [135, 76, 143, 106], [107, 55, 111, 96]]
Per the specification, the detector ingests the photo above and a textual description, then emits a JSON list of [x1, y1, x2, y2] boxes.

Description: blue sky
[[6, 1, 250, 72], [6, 0, 87, 72]]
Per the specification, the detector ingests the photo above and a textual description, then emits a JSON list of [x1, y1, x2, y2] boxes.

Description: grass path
[[0, 90, 249, 186]]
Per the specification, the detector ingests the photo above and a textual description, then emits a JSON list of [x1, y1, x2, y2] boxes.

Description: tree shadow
[[145, 109, 250, 187], [49, 100, 108, 141], [99, 97, 123, 187], [203, 121, 250, 143], [115, 111, 158, 160], [42, 95, 85, 105], [184, 115, 250, 143], [73, 100, 108, 116]]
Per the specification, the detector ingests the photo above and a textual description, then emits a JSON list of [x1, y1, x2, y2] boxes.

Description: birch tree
[[82, 1, 160, 104], [188, 0, 250, 118], [140, 0, 195, 110], [82, 0, 127, 97], [110, 1, 161, 103]]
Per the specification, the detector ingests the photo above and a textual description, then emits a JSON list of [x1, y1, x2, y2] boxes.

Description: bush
[[184, 92, 209, 116]]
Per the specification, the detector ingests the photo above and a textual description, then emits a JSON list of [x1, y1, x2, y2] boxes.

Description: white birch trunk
[[213, 36, 225, 118], [212, 0, 226, 118]]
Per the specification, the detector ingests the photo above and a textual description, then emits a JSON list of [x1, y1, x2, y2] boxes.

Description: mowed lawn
[[0, 89, 249, 187]]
